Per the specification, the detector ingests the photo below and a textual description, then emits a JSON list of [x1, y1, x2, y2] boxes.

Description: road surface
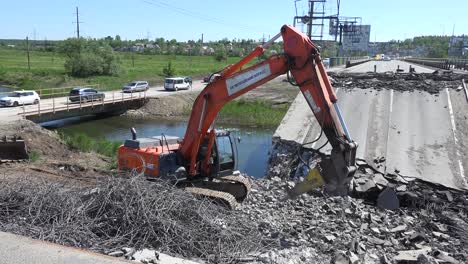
[[0, 231, 133, 264], [0, 80, 206, 122], [329, 60, 434, 73], [275, 60, 468, 190]]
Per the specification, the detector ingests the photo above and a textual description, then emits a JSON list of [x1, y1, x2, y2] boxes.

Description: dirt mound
[[0, 119, 68, 160], [123, 93, 198, 120], [0, 120, 109, 184]]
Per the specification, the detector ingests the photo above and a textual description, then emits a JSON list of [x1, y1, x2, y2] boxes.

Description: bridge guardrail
[[18, 90, 146, 118], [329, 56, 370, 67]]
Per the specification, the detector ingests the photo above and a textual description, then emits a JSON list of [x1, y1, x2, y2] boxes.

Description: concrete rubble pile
[[328, 72, 468, 94], [239, 168, 468, 263], [263, 128, 467, 263]]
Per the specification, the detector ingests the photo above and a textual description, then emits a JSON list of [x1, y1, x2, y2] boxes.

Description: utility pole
[[74, 6, 81, 38], [307, 1, 314, 40], [26, 36, 31, 70]]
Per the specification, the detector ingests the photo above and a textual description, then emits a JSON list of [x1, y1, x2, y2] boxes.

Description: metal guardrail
[[18, 90, 146, 117], [462, 79, 468, 103], [37, 84, 100, 99], [404, 58, 468, 71], [329, 56, 370, 67]]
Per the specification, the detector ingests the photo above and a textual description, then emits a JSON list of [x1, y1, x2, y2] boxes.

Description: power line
[[141, 0, 265, 34]]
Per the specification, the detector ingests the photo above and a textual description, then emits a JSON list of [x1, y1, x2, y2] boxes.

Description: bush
[[162, 61, 175, 77]]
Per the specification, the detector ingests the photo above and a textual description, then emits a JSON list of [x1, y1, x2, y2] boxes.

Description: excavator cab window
[[215, 132, 237, 175]]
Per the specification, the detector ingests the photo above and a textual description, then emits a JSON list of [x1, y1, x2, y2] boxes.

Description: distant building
[[131, 43, 145, 52], [448, 36, 468, 57], [201, 46, 214, 55]]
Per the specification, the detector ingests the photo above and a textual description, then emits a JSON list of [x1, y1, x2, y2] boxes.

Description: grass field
[[0, 47, 243, 94], [219, 99, 289, 127]]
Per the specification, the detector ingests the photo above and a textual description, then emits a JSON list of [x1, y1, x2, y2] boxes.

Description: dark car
[[69, 87, 105, 103], [184, 77, 192, 86]]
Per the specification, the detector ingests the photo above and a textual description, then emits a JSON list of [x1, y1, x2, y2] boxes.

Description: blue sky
[[0, 0, 466, 42]]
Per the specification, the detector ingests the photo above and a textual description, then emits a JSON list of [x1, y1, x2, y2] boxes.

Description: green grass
[[219, 99, 289, 127], [28, 150, 41, 163], [0, 47, 243, 96], [60, 132, 121, 169]]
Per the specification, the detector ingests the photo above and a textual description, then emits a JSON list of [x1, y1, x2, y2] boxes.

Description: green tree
[[59, 38, 122, 77], [214, 44, 227, 62]]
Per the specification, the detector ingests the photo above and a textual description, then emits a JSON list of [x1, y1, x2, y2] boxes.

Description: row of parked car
[[0, 77, 194, 107]]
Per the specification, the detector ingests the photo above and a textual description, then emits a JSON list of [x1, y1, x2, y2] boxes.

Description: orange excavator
[[118, 25, 357, 208]]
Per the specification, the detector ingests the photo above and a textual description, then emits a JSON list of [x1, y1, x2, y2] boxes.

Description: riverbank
[[0, 120, 112, 184], [123, 76, 297, 127]]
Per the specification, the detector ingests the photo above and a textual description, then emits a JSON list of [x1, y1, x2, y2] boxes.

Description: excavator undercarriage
[[118, 129, 252, 209]]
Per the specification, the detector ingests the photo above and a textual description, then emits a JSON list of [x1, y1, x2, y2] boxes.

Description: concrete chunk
[[394, 247, 431, 262]]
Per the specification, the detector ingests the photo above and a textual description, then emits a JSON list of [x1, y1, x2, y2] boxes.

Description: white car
[[0, 91, 40, 107], [322, 58, 330, 68], [164, 77, 191, 91]]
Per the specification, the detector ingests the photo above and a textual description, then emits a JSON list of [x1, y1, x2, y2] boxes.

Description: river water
[[52, 116, 274, 178]]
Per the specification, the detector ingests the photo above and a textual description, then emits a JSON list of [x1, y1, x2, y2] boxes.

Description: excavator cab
[[212, 130, 238, 177]]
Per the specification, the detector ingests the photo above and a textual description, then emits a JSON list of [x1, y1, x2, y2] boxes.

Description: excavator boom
[[179, 25, 357, 194]]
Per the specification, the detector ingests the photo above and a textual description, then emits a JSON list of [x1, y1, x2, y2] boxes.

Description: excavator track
[[184, 187, 239, 210], [217, 175, 252, 202], [182, 175, 251, 209]]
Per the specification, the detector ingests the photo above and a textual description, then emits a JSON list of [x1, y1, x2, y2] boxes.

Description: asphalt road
[[0, 80, 206, 122], [329, 60, 434, 73], [275, 60, 468, 190]]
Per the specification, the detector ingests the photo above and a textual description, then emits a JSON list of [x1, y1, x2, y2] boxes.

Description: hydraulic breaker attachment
[[287, 167, 325, 198]]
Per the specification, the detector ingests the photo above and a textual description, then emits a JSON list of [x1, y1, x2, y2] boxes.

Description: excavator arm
[[179, 25, 357, 195]]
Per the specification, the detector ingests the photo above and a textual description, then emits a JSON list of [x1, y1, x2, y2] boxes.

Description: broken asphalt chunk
[[377, 187, 400, 210], [390, 224, 407, 233]]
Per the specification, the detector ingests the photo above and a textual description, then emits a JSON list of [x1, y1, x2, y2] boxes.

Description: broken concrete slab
[[271, 74, 468, 190], [128, 248, 202, 264], [394, 247, 432, 262]]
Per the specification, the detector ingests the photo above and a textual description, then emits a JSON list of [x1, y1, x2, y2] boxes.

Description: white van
[[164, 77, 191, 91]]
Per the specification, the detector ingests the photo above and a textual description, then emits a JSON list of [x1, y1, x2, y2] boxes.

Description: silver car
[[122, 81, 149, 93]]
